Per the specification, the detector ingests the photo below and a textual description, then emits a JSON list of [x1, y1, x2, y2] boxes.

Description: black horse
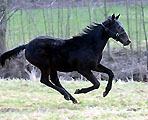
[[0, 14, 131, 103]]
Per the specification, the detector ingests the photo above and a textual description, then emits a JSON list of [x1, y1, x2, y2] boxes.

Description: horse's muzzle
[[123, 40, 131, 46]]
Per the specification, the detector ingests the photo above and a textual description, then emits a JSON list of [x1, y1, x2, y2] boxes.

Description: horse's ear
[[116, 14, 120, 20], [112, 14, 115, 20]]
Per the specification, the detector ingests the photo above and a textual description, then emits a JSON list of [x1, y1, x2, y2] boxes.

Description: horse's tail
[[0, 44, 27, 67]]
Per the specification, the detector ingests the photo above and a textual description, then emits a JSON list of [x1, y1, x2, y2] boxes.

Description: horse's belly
[[51, 57, 77, 72], [55, 64, 76, 72], [57, 68, 75, 72]]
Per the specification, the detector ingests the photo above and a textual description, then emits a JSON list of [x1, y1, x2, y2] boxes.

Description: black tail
[[0, 44, 27, 67]]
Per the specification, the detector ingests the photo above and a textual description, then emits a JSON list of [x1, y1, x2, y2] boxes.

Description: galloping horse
[[0, 14, 131, 103]]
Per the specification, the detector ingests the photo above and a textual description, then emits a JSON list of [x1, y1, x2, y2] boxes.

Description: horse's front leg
[[93, 64, 114, 97], [74, 70, 100, 94]]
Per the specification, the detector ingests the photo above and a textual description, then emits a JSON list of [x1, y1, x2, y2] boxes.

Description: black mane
[[73, 22, 100, 39]]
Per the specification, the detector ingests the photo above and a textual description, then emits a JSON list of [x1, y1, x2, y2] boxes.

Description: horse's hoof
[[72, 99, 78, 104], [64, 95, 70, 100], [74, 89, 80, 94], [103, 91, 108, 97]]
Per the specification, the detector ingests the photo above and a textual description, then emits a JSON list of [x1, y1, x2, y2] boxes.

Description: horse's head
[[102, 14, 131, 46]]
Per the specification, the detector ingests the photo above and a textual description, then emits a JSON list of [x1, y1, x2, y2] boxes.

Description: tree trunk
[[66, 4, 71, 38], [0, 0, 7, 53], [104, 0, 111, 57], [141, 0, 148, 70], [126, 0, 133, 53]]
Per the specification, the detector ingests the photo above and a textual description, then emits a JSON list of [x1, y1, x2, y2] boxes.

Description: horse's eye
[[117, 26, 120, 29]]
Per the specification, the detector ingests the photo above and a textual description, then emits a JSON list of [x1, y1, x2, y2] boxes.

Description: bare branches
[[0, 9, 18, 23], [0, 14, 5, 23], [6, 9, 18, 21], [48, 0, 57, 8]]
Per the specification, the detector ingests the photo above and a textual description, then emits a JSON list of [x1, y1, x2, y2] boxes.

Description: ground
[[0, 78, 148, 120]]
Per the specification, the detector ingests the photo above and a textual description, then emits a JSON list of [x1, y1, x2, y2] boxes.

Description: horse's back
[[25, 36, 66, 69], [30, 36, 65, 47]]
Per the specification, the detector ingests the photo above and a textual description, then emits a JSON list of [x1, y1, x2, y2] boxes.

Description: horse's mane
[[72, 22, 100, 39]]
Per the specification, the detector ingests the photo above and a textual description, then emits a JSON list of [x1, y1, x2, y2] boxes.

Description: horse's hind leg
[[74, 70, 100, 94], [40, 70, 70, 101], [50, 70, 78, 104], [93, 64, 114, 97]]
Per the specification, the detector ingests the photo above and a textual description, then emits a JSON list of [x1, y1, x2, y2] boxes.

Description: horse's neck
[[70, 25, 109, 54], [92, 27, 109, 54]]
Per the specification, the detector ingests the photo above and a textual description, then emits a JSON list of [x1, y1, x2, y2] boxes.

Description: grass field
[[6, 4, 148, 49], [0, 79, 148, 120]]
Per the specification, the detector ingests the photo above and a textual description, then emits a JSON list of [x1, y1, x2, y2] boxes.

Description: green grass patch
[[0, 79, 148, 120]]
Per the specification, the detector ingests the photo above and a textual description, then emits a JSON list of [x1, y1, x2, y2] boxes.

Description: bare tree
[[126, 0, 133, 53], [50, 7, 54, 36], [104, 0, 111, 57], [66, 4, 71, 38], [20, 10, 25, 43], [42, 8, 48, 35], [135, 2, 140, 62], [0, 0, 7, 53], [135, 3, 138, 51], [88, 0, 92, 23], [141, 0, 148, 70], [60, 2, 64, 38]]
